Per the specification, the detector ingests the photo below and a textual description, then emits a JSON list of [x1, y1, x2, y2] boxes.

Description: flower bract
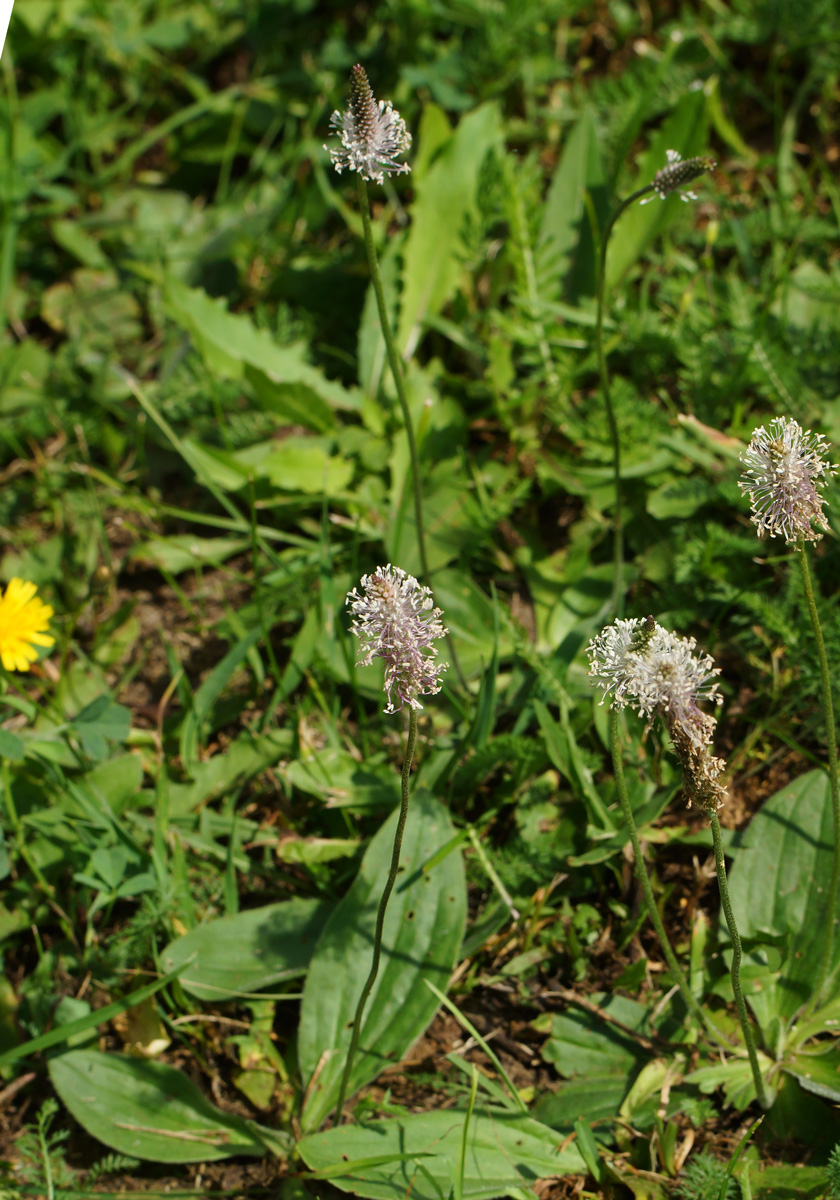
[[324, 64, 411, 185], [0, 578, 55, 672], [346, 564, 447, 713], [739, 415, 837, 545]]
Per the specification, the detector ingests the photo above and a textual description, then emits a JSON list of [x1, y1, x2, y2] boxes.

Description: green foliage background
[[3, 0, 840, 1194]]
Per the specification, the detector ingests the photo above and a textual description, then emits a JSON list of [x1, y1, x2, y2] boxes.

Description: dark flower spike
[[324, 64, 411, 185], [641, 149, 717, 204]]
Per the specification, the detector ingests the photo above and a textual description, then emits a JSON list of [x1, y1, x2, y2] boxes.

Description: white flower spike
[[739, 416, 837, 546], [587, 617, 721, 745], [588, 616, 726, 808], [324, 64, 411, 185], [346, 564, 447, 713]]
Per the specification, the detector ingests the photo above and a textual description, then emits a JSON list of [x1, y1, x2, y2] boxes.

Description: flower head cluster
[[346, 565, 447, 714], [0, 578, 55, 672], [324, 64, 411, 185], [641, 149, 716, 204], [588, 617, 726, 809], [738, 416, 837, 545]]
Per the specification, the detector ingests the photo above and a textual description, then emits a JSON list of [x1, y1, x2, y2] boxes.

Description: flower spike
[[739, 416, 837, 545], [324, 64, 411, 185], [641, 149, 716, 204], [346, 564, 447, 713], [588, 616, 726, 808]]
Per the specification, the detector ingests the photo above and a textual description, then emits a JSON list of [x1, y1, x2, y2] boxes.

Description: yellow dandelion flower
[[0, 578, 55, 672]]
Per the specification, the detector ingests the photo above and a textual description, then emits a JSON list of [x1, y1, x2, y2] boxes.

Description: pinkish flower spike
[[739, 416, 837, 545], [587, 617, 727, 809], [346, 565, 447, 713]]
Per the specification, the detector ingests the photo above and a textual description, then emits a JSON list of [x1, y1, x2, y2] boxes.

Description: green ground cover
[[3, 0, 840, 1196]]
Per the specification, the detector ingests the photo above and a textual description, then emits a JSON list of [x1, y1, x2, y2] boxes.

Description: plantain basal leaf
[[298, 790, 466, 1130]]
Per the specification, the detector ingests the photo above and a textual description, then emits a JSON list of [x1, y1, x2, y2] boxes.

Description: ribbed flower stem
[[797, 541, 840, 1009], [609, 710, 730, 1049], [356, 177, 466, 691], [706, 806, 771, 1110], [594, 186, 652, 618], [333, 708, 418, 1125]]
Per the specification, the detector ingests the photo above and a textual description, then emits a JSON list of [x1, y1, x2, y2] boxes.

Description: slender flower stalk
[[334, 707, 418, 1124], [325, 65, 466, 690], [707, 806, 771, 1109], [335, 567, 446, 1123], [608, 709, 729, 1048], [589, 618, 765, 1076], [739, 417, 840, 1010], [355, 179, 432, 594], [592, 152, 715, 616]]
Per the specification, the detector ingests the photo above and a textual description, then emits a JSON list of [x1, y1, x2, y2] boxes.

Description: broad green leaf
[[705, 75, 759, 164], [646, 476, 718, 520], [275, 837, 360, 866], [298, 791, 466, 1130], [177, 439, 252, 491], [747, 1164, 825, 1198], [131, 533, 248, 574], [83, 753, 142, 820], [160, 897, 332, 1000], [538, 993, 649, 1079], [163, 276, 357, 426], [726, 770, 838, 1021], [606, 90, 708, 289], [0, 340, 50, 414], [532, 1076, 629, 1136], [762, 1070, 840, 1153], [298, 1106, 586, 1199], [245, 362, 341, 432], [412, 102, 453, 181], [51, 218, 109, 268], [252, 437, 354, 494], [775, 260, 840, 331], [167, 728, 293, 817], [538, 105, 607, 301], [397, 104, 503, 357], [71, 695, 131, 761], [686, 1055, 769, 1110], [283, 747, 400, 809], [0, 729, 25, 760], [785, 1046, 840, 1102], [50, 1049, 287, 1162]]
